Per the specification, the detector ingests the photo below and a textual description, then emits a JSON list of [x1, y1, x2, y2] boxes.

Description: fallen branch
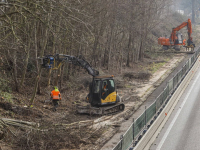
[[54, 115, 113, 129], [93, 116, 113, 124], [2, 118, 39, 127], [0, 119, 16, 137], [0, 118, 40, 131], [54, 120, 94, 129]]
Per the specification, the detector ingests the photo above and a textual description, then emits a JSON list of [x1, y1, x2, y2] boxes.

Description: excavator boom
[[170, 19, 192, 43], [158, 18, 195, 51], [39, 54, 99, 77]]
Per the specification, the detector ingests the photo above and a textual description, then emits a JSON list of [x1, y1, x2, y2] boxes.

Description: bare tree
[[0, 0, 174, 106]]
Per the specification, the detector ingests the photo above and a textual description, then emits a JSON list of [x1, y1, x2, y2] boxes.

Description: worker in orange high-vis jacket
[[50, 86, 61, 111]]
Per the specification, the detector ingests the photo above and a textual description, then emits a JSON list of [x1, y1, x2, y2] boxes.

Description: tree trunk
[[59, 65, 64, 90], [20, 44, 30, 87], [192, 0, 195, 23], [55, 67, 61, 87], [30, 66, 42, 106], [34, 21, 39, 82], [139, 40, 144, 61], [13, 50, 19, 92], [37, 25, 49, 94], [126, 33, 131, 67]]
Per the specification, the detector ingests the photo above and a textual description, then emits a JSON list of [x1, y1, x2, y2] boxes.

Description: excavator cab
[[175, 33, 183, 44], [87, 76, 120, 106], [78, 75, 124, 115]]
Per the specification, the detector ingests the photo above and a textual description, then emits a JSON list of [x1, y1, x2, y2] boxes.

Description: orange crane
[[158, 19, 195, 51]]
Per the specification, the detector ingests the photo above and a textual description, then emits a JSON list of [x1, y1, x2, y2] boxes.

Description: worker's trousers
[[52, 99, 59, 111]]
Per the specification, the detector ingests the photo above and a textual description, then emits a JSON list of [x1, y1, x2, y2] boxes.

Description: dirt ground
[[0, 50, 190, 150], [2, 23, 200, 150]]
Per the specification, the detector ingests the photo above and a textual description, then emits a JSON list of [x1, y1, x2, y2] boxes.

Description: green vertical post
[[133, 118, 134, 141], [120, 135, 123, 150], [145, 106, 147, 127]]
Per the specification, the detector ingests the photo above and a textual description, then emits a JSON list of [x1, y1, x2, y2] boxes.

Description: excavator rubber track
[[77, 103, 125, 115]]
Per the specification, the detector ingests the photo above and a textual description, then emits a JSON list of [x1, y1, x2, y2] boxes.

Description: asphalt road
[[150, 55, 200, 150], [101, 51, 196, 150]]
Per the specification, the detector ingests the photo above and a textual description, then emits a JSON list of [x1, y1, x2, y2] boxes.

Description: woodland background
[[0, 0, 181, 96], [0, 0, 200, 149], [0, 0, 198, 98]]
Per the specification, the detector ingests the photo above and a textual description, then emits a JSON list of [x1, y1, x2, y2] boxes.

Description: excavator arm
[[170, 19, 193, 46], [170, 22, 187, 43], [39, 54, 99, 77], [187, 18, 192, 38], [186, 19, 194, 47]]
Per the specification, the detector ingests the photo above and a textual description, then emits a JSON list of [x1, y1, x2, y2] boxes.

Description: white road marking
[[156, 69, 200, 150]]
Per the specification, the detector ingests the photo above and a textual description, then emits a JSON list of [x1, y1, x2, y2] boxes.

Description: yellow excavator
[[39, 54, 125, 115]]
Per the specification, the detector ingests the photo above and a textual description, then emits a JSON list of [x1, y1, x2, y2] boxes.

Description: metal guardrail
[[113, 48, 200, 150]]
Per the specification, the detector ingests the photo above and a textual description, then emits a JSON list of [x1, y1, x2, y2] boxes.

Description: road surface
[[102, 52, 196, 150], [150, 57, 200, 150]]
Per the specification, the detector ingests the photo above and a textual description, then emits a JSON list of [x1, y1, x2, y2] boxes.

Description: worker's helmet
[[54, 86, 59, 91]]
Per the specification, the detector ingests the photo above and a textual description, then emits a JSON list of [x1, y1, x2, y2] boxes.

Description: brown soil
[[0, 51, 192, 150]]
